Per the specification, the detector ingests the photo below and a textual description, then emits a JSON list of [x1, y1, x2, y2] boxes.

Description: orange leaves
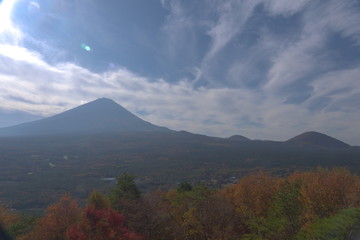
[[223, 171, 281, 218], [223, 168, 360, 222], [290, 168, 360, 218], [4, 168, 360, 240], [21, 194, 81, 240], [19, 193, 145, 240], [221, 167, 360, 239]]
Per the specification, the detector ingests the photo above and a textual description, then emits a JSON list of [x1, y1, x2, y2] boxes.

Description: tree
[[87, 190, 110, 210], [290, 168, 360, 219], [21, 194, 81, 240], [245, 180, 304, 240], [223, 171, 280, 219], [7, 214, 38, 239], [116, 192, 170, 240], [176, 182, 193, 193], [165, 184, 239, 240], [296, 208, 360, 240], [110, 174, 141, 204], [108, 174, 160, 238], [67, 205, 144, 240], [0, 204, 18, 228]]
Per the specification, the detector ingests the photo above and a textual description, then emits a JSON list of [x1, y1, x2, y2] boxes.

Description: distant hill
[[286, 131, 350, 149], [0, 98, 170, 136], [227, 135, 250, 142], [0, 103, 359, 212]]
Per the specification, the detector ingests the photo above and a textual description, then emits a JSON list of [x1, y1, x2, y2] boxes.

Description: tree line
[[1, 168, 360, 240]]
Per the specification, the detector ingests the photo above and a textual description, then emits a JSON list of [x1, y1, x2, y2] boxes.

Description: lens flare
[[28, 1, 40, 14], [81, 43, 91, 51]]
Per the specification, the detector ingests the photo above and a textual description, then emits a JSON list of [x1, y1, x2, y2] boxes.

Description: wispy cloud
[[1, 44, 360, 144], [264, 0, 310, 16], [1, 0, 360, 145], [205, 0, 261, 61]]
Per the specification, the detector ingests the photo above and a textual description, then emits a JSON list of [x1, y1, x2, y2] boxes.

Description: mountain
[[286, 131, 351, 149], [227, 135, 250, 142], [0, 98, 170, 136], [0, 113, 359, 211]]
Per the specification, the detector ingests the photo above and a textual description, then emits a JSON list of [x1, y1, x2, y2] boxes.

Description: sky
[[0, 0, 360, 145]]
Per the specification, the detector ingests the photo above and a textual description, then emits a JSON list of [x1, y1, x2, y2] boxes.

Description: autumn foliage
[[67, 205, 144, 240], [2, 168, 360, 240], [0, 205, 18, 228], [290, 168, 360, 218], [20, 194, 81, 240], [221, 168, 360, 239], [223, 171, 281, 218]]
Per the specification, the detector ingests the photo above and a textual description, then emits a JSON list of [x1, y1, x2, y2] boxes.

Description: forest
[[1, 168, 360, 240], [1, 132, 360, 212]]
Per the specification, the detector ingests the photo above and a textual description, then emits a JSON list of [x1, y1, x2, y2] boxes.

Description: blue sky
[[0, 0, 360, 145]]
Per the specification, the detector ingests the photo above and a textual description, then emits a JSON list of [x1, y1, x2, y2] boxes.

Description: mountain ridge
[[0, 98, 354, 149], [227, 135, 251, 142], [0, 98, 170, 136], [0, 99, 358, 211], [286, 131, 350, 149]]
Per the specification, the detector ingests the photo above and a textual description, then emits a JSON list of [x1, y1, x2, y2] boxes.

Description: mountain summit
[[286, 131, 350, 149], [0, 98, 170, 136]]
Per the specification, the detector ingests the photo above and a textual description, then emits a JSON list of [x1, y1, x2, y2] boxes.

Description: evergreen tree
[[110, 174, 141, 202]]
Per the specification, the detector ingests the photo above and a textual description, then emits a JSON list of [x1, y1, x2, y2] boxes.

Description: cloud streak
[[0, 0, 360, 145], [1, 44, 360, 144]]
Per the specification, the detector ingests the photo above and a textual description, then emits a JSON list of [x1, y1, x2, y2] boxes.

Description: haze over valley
[[0, 98, 359, 212]]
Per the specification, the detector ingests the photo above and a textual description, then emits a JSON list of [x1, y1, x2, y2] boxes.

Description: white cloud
[[161, 0, 199, 65], [307, 68, 360, 112], [205, 0, 261, 61], [303, 0, 360, 46], [0, 0, 360, 146], [264, 0, 310, 16], [0, 44, 45, 65], [265, 33, 324, 93], [0, 0, 22, 44], [1, 44, 360, 145], [265, 0, 360, 96]]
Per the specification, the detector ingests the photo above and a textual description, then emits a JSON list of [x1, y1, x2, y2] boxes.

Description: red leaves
[[20, 194, 144, 240], [67, 205, 145, 240]]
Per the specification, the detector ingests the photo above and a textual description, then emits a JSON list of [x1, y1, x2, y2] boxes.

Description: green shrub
[[296, 208, 360, 240]]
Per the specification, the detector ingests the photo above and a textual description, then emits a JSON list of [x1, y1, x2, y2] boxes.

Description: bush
[[296, 208, 360, 240]]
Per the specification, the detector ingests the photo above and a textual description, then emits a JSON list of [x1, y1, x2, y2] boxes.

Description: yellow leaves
[[181, 207, 202, 238]]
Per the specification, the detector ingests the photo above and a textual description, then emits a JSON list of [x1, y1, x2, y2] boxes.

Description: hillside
[[227, 135, 251, 142], [0, 99, 358, 212], [287, 131, 351, 149], [0, 132, 359, 211], [0, 98, 170, 136]]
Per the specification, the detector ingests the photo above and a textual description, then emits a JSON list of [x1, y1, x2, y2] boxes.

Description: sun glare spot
[[81, 43, 92, 52]]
